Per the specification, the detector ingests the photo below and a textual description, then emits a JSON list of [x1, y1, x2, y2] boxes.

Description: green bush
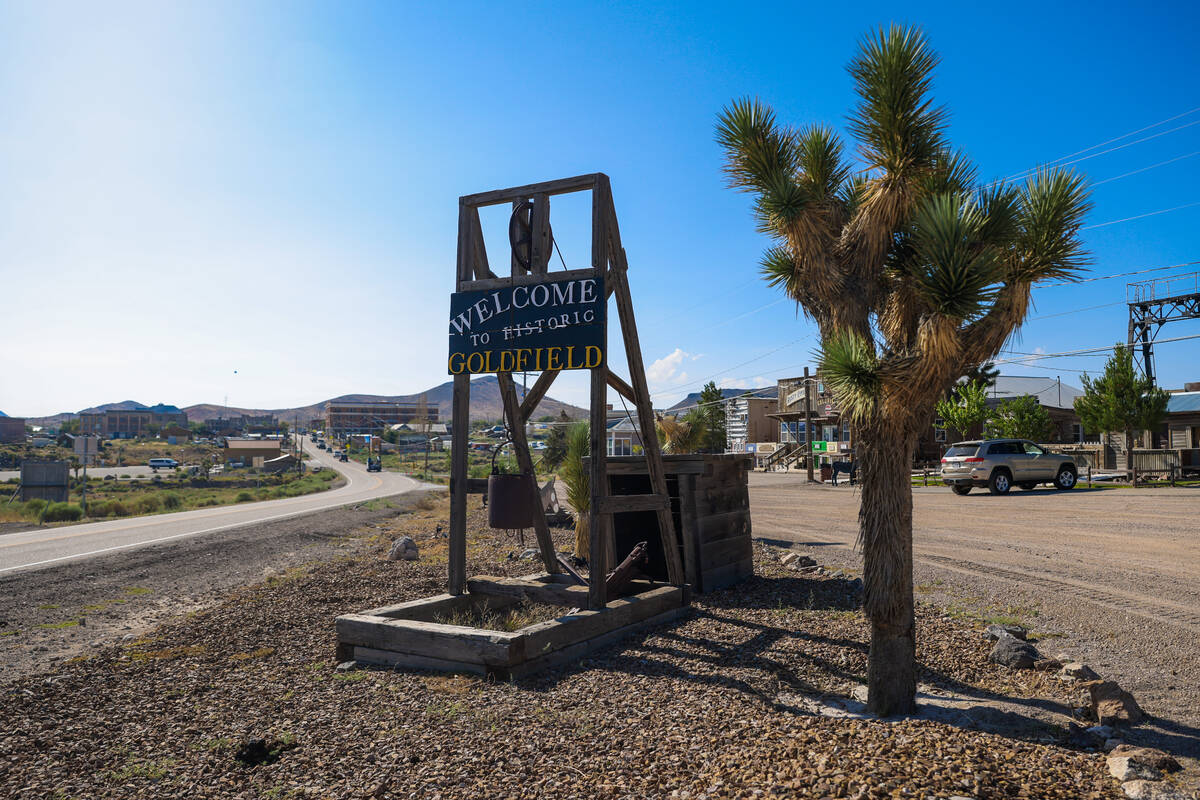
[[162, 492, 182, 510], [23, 498, 48, 519], [107, 501, 132, 517], [235, 491, 253, 503], [136, 495, 162, 514], [200, 497, 220, 507], [41, 502, 83, 522]]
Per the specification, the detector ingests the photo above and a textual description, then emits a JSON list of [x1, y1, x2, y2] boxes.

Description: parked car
[[367, 458, 381, 472], [941, 439, 1077, 496], [148, 458, 179, 471], [338, 453, 348, 462]]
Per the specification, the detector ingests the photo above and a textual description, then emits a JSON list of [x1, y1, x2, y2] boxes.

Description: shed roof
[[225, 439, 281, 450], [1167, 392, 1200, 413], [984, 376, 1083, 409]]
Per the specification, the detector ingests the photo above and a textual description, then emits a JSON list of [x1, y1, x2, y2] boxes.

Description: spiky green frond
[[818, 332, 880, 422], [754, 169, 811, 233], [759, 245, 800, 296], [716, 98, 799, 194], [795, 125, 851, 201], [920, 150, 978, 196], [847, 25, 948, 175], [975, 183, 1021, 248], [1013, 169, 1092, 283], [838, 173, 870, 218], [908, 193, 1000, 319]]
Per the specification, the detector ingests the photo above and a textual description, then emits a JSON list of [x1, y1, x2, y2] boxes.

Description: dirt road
[[750, 472, 1200, 753]]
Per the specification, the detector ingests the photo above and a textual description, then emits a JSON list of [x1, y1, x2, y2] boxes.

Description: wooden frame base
[[336, 574, 688, 679]]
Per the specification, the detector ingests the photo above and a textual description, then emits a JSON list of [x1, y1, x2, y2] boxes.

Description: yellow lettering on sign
[[585, 345, 603, 368], [448, 352, 465, 374]]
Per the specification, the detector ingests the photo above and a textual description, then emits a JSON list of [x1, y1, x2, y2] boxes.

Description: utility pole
[[804, 367, 815, 484]]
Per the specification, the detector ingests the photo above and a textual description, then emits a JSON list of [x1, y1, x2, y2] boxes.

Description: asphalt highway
[[0, 448, 430, 575]]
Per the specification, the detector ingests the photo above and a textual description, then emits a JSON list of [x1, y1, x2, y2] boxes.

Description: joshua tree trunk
[[856, 417, 918, 716]]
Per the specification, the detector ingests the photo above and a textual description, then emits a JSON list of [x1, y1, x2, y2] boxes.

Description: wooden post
[[588, 365, 610, 610], [599, 177, 684, 586], [804, 367, 815, 484], [497, 371, 561, 575], [449, 372, 469, 595]]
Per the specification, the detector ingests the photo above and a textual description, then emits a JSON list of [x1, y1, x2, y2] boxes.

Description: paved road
[[750, 471, 1200, 632], [0, 448, 430, 575], [0, 465, 158, 480]]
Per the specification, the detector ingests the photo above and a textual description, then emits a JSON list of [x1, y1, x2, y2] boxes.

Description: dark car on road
[[941, 439, 1077, 495], [366, 458, 381, 472]]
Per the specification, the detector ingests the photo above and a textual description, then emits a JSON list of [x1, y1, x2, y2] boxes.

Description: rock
[[516, 547, 540, 561], [847, 577, 864, 593], [1055, 652, 1072, 662], [988, 633, 1041, 669], [800, 565, 820, 573], [797, 555, 817, 568], [780, 552, 799, 567], [984, 623, 1027, 641], [1061, 662, 1101, 681], [1107, 755, 1162, 782], [1121, 780, 1192, 799], [387, 536, 419, 561], [1087, 680, 1144, 726], [1085, 725, 1116, 742], [1033, 658, 1063, 671], [335, 660, 358, 672], [1103, 738, 1125, 752], [1108, 745, 1182, 773]]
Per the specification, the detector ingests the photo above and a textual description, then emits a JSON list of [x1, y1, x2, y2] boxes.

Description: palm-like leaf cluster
[[717, 24, 1092, 415]]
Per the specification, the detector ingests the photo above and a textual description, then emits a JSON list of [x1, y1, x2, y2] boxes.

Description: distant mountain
[[665, 386, 776, 413], [26, 376, 587, 428]]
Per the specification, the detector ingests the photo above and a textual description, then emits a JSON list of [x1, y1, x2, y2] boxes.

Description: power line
[[1041, 259, 1200, 287], [1091, 150, 1200, 187], [1082, 200, 1200, 231], [1028, 301, 1125, 320], [1030, 105, 1200, 169]]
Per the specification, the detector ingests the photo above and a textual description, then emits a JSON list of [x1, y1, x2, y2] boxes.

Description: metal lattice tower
[[1127, 270, 1200, 385]]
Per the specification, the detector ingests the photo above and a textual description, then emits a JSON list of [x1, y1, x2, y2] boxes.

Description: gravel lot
[[750, 472, 1200, 762], [0, 493, 1178, 799]]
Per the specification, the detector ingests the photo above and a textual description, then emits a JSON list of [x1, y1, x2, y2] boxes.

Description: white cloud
[[647, 348, 695, 387], [718, 375, 768, 390]]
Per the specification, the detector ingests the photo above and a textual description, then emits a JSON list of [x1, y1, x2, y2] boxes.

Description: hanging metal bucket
[[487, 473, 534, 529]]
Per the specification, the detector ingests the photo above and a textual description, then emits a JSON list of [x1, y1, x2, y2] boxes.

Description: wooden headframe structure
[[449, 173, 684, 610]]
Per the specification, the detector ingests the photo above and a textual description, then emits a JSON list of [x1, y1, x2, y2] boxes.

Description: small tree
[[543, 422, 569, 469], [697, 381, 728, 452], [1075, 344, 1169, 472], [559, 423, 591, 560], [935, 380, 988, 441], [985, 395, 1053, 441]]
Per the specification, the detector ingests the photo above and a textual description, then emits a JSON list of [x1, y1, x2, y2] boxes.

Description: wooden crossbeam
[[461, 173, 600, 208], [605, 370, 637, 404], [519, 370, 559, 422], [496, 372, 561, 575], [595, 494, 670, 514]]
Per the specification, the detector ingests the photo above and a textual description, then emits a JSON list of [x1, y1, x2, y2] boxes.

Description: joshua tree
[[717, 25, 1090, 714]]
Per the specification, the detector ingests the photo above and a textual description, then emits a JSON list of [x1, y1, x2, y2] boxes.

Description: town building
[[1165, 389, 1200, 471], [206, 415, 279, 435], [724, 394, 778, 454], [0, 412, 26, 444], [325, 401, 440, 436], [222, 438, 282, 467], [78, 403, 188, 438]]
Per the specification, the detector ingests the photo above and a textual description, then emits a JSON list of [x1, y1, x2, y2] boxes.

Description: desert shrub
[[107, 501, 132, 517], [235, 491, 253, 503], [23, 498, 47, 518], [162, 493, 182, 510], [200, 497, 220, 507], [41, 502, 83, 522], [136, 495, 162, 514]]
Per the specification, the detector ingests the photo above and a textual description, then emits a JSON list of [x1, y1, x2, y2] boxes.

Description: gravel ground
[[0, 495, 431, 677], [0, 494, 1168, 799], [751, 473, 1200, 764]]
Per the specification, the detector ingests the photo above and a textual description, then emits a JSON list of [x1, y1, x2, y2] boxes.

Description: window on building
[[841, 421, 851, 442], [608, 437, 632, 457], [934, 428, 946, 442]]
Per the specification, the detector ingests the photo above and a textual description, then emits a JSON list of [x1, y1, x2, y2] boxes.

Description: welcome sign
[[447, 276, 605, 374]]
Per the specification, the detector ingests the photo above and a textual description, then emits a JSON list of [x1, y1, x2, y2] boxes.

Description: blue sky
[[3, 0, 1199, 416]]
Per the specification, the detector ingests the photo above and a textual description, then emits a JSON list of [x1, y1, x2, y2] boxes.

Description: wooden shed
[[606, 453, 753, 593]]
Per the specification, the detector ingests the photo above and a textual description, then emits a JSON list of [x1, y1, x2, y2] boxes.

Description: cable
[[1091, 150, 1200, 187], [647, 336, 809, 395], [1082, 200, 1200, 231], [1029, 105, 1200, 169], [1041, 259, 1200, 287], [1028, 301, 1125, 320]]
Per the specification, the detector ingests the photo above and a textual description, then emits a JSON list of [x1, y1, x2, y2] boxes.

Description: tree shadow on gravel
[[522, 573, 1200, 758]]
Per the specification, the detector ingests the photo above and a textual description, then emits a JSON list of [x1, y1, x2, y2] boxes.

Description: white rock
[[387, 536, 419, 561], [780, 552, 799, 567], [1122, 780, 1191, 800], [1108, 756, 1163, 782]]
